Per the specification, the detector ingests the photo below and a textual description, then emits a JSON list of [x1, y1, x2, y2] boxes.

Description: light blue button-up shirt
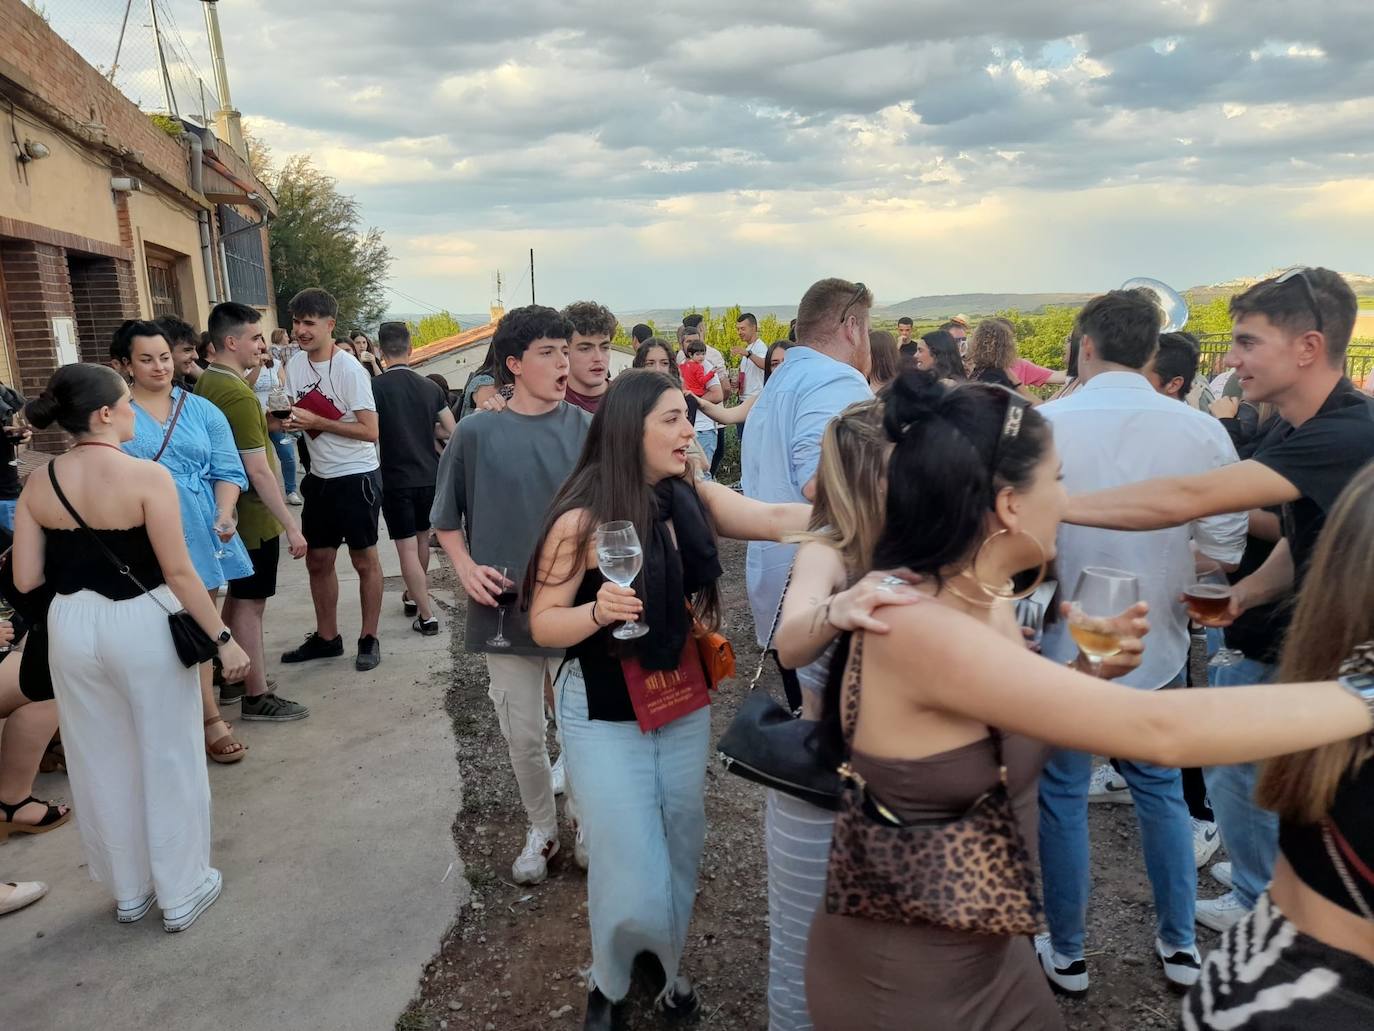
[[741, 346, 871, 645]]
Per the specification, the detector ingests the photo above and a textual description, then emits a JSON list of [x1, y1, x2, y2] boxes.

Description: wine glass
[[4, 416, 25, 467], [1067, 567, 1139, 673], [486, 565, 516, 649], [595, 521, 649, 640], [267, 387, 293, 422], [0, 600, 14, 655], [213, 519, 234, 560]]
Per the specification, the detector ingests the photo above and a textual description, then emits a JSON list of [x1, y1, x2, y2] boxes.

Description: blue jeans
[[696, 430, 717, 478], [1204, 655, 1279, 908], [270, 431, 298, 495], [1038, 670, 1195, 957], [0, 498, 15, 534]]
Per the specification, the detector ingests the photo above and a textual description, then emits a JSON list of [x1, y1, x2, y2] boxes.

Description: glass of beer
[[1068, 567, 1140, 673], [1183, 582, 1232, 623]]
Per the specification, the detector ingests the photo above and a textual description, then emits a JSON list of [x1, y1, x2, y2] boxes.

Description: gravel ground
[[399, 541, 1222, 1031]]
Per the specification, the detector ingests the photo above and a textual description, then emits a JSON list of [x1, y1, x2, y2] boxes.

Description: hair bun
[[24, 390, 60, 430], [882, 370, 951, 443]]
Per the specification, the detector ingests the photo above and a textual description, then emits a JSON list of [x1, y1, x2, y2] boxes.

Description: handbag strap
[[46, 460, 175, 618], [749, 566, 793, 690], [150, 389, 189, 464], [839, 629, 1007, 780]]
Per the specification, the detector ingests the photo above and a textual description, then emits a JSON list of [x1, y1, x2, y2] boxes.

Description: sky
[[44, 0, 1374, 314]]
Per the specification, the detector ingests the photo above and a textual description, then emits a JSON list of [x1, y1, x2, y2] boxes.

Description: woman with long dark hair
[[12, 364, 249, 931], [1184, 463, 1374, 1028], [458, 342, 505, 419], [802, 375, 1374, 1030], [527, 370, 808, 1029], [914, 329, 967, 384]]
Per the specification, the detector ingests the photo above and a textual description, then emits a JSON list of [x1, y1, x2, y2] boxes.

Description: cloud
[[45, 0, 1374, 310]]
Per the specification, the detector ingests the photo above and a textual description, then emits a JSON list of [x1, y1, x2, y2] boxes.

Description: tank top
[[1280, 758, 1374, 917], [45, 525, 165, 600]]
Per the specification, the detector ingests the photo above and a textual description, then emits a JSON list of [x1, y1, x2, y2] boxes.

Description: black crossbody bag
[[48, 462, 216, 668]]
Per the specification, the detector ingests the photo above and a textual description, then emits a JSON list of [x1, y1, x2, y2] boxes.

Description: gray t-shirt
[[431, 401, 592, 655]]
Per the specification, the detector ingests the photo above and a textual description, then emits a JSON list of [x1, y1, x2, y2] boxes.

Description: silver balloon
[[1120, 277, 1190, 334]]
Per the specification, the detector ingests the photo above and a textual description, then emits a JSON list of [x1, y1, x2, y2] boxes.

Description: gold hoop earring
[[970, 528, 1048, 601]]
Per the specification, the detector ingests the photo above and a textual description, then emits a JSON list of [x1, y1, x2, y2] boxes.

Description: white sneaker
[[1034, 933, 1089, 996], [116, 891, 156, 924], [1210, 862, 1233, 890], [285, 491, 303, 506], [551, 753, 567, 796], [512, 826, 559, 885], [573, 820, 589, 871], [1156, 938, 1202, 990], [162, 868, 222, 933], [1196, 890, 1247, 932], [1087, 764, 1132, 804], [1192, 818, 1221, 869]]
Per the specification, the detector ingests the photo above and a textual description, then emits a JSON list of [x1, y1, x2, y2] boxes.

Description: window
[[219, 205, 269, 306], [146, 256, 180, 317]]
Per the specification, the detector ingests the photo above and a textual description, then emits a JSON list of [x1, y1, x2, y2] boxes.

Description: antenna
[[494, 270, 503, 308], [530, 248, 536, 305]]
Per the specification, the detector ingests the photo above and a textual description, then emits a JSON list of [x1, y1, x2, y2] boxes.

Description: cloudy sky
[[50, 1, 1374, 313]]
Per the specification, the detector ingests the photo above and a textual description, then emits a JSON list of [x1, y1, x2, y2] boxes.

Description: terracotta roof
[[411, 321, 498, 366]]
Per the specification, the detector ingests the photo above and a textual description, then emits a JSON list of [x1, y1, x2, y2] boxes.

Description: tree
[[266, 155, 392, 331], [240, 121, 275, 187], [408, 312, 463, 348]]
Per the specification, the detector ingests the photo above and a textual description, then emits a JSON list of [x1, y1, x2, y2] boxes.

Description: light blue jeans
[[270, 431, 298, 495], [1204, 654, 1279, 908], [1038, 669, 1195, 958], [0, 498, 15, 534], [695, 430, 717, 479]]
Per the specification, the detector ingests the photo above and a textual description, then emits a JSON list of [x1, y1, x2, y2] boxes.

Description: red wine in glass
[[486, 565, 516, 648]]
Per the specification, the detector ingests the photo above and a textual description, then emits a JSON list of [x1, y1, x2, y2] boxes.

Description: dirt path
[[400, 542, 1222, 1030]]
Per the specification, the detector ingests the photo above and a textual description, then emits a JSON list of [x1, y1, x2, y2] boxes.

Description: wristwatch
[[1338, 672, 1374, 728], [216, 627, 233, 645]]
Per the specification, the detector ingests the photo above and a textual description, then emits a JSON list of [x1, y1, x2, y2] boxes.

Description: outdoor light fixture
[[21, 139, 50, 161], [110, 176, 143, 193]]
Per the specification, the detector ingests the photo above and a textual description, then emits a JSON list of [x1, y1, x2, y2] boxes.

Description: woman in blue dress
[[111, 320, 252, 764]]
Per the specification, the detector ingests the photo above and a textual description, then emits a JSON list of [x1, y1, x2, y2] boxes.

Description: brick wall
[[0, 240, 75, 400], [0, 0, 190, 196], [70, 256, 139, 364]]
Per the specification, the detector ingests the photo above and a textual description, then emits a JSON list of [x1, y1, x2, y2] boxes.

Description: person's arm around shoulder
[[869, 600, 1370, 768], [696, 392, 756, 426], [529, 508, 641, 648], [1065, 459, 1300, 531], [695, 478, 809, 541], [140, 462, 250, 679]]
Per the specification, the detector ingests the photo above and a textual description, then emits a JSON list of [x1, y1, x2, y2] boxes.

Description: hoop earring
[[970, 528, 1048, 601]]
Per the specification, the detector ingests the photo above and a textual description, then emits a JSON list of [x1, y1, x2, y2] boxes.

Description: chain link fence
[[37, 0, 221, 126]]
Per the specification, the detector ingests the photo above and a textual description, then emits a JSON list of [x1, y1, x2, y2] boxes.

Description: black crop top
[[44, 526, 165, 600], [568, 571, 638, 723], [1280, 754, 1374, 917]]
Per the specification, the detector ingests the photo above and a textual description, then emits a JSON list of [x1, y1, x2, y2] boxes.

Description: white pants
[[49, 588, 212, 909], [485, 653, 564, 835]]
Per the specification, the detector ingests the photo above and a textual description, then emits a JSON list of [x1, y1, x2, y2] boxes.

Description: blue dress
[[124, 386, 252, 590]]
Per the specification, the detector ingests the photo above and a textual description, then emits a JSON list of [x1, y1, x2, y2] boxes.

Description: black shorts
[[381, 483, 436, 541], [300, 470, 382, 551], [228, 535, 281, 600]]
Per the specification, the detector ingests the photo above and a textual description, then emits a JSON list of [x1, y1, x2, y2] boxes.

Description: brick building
[[0, 0, 277, 432]]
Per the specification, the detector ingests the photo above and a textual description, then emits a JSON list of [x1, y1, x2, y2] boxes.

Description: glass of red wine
[[267, 387, 293, 422], [486, 564, 517, 649]]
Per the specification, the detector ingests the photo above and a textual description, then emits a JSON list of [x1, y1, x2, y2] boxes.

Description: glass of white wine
[[595, 520, 649, 640], [1068, 567, 1139, 673]]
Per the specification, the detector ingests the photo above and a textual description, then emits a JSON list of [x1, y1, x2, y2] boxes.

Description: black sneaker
[[356, 635, 381, 671], [412, 616, 440, 636], [240, 693, 310, 721], [218, 680, 246, 706], [1035, 934, 1089, 996], [281, 632, 344, 664], [402, 592, 419, 617], [1156, 938, 1202, 992]]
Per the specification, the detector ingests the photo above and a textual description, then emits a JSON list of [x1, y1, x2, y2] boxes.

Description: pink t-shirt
[[1009, 357, 1054, 388]]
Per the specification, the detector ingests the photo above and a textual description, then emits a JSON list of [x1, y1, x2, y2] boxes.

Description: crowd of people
[[3, 269, 1374, 1031]]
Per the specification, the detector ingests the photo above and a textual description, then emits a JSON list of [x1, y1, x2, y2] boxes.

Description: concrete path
[[1, 529, 465, 1031]]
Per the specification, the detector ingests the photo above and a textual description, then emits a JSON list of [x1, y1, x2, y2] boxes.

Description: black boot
[[583, 987, 623, 1031]]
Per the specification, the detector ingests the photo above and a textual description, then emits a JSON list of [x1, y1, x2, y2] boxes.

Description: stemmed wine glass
[[213, 518, 234, 560], [486, 565, 517, 649], [267, 387, 293, 423], [1067, 567, 1139, 673], [595, 521, 649, 640]]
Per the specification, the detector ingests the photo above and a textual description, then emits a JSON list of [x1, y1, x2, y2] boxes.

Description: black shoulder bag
[[47, 462, 217, 668], [716, 568, 842, 810]]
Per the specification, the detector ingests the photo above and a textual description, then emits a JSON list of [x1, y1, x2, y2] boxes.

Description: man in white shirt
[[1034, 290, 1246, 996], [731, 312, 768, 457], [278, 288, 385, 672]]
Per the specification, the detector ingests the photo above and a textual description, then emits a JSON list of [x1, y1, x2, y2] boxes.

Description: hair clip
[[1001, 404, 1025, 441]]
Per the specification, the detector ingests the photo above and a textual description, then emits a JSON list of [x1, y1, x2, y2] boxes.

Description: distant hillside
[[1184, 271, 1374, 304], [383, 312, 493, 330], [874, 293, 1097, 319]]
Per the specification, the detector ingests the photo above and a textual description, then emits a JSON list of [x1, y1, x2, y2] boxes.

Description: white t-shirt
[[284, 347, 379, 478], [693, 369, 722, 433], [741, 340, 768, 399]]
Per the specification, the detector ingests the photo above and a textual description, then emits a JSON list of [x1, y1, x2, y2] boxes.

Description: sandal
[[204, 716, 247, 765], [0, 795, 72, 841], [38, 733, 66, 774]]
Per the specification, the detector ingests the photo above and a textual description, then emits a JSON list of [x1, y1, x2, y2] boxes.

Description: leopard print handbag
[[824, 634, 1044, 937]]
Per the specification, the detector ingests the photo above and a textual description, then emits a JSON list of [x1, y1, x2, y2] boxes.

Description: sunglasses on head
[[1274, 267, 1324, 334], [839, 282, 868, 326]]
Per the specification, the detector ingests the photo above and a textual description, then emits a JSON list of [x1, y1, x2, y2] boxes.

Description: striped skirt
[[766, 788, 836, 1031]]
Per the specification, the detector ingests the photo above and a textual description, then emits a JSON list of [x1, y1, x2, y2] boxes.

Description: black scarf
[[635, 478, 722, 670]]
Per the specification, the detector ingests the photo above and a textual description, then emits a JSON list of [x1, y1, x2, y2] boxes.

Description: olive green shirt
[[194, 364, 284, 549]]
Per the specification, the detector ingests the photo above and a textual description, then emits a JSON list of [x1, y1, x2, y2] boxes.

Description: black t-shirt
[[1252, 379, 1374, 585], [972, 367, 1018, 390], [371, 366, 449, 490]]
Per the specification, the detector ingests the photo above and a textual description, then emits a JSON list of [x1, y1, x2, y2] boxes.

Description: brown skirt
[[806, 908, 1065, 1030]]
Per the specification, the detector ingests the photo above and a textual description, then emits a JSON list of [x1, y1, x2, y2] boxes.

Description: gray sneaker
[[240, 692, 310, 721]]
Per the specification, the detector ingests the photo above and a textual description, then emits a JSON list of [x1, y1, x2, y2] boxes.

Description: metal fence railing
[[1198, 337, 1374, 388]]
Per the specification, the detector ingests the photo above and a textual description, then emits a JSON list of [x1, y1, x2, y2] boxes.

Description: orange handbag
[[693, 622, 736, 689]]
